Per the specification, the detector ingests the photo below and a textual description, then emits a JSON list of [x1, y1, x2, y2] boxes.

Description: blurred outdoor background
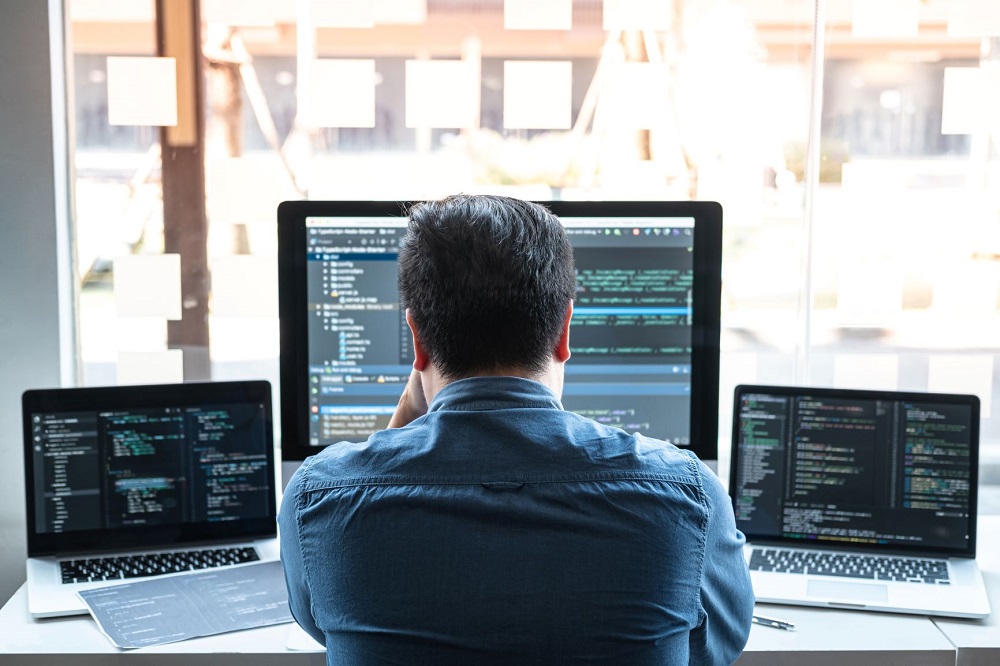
[[67, 0, 1000, 462]]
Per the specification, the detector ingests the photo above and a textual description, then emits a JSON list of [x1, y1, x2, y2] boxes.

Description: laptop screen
[[730, 385, 979, 557], [23, 381, 276, 556]]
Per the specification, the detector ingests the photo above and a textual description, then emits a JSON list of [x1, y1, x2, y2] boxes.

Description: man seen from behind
[[279, 194, 754, 664]]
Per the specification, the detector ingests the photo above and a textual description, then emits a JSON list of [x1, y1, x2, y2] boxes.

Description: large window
[[68, 0, 1000, 463]]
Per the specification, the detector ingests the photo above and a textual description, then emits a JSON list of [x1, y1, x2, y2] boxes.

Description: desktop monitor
[[278, 200, 722, 480]]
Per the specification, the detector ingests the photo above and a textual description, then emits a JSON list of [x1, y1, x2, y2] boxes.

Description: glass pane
[[812, 3, 1000, 456], [72, 0, 161, 386], [70, 1, 818, 472]]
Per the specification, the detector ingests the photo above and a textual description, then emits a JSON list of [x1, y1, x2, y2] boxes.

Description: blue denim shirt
[[280, 376, 754, 665]]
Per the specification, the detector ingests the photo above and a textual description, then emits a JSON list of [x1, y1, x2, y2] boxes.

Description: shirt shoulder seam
[[295, 469, 702, 492], [684, 450, 711, 625]]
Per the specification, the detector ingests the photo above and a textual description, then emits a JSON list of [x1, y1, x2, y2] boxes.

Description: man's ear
[[554, 301, 573, 363], [405, 309, 429, 371]]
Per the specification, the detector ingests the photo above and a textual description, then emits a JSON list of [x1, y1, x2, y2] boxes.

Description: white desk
[[0, 585, 324, 665], [0, 582, 959, 665], [933, 515, 1000, 666], [738, 603, 955, 666], [10, 518, 1000, 665]]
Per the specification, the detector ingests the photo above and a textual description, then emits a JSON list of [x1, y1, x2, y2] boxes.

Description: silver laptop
[[23, 380, 280, 618], [730, 384, 990, 619]]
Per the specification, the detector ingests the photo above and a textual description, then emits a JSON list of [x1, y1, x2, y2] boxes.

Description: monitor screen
[[279, 201, 722, 463]]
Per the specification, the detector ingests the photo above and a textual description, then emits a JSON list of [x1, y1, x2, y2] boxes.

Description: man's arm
[[278, 465, 326, 646], [280, 374, 423, 645], [688, 459, 755, 665], [387, 368, 428, 428]]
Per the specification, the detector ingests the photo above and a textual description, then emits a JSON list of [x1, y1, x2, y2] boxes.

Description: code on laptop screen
[[31, 403, 271, 534], [732, 389, 976, 552]]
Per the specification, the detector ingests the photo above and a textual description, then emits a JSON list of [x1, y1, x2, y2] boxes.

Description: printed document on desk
[[77, 561, 293, 648]]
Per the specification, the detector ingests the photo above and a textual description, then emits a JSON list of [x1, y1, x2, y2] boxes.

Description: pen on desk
[[752, 614, 796, 631]]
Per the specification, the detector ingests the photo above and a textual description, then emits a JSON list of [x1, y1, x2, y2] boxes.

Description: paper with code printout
[[77, 560, 293, 649]]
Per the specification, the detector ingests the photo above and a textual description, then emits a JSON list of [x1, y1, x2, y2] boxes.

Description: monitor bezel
[[23, 380, 277, 557], [730, 384, 980, 558], [278, 200, 722, 463]]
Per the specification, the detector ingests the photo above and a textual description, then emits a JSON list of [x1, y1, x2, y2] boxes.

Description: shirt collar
[[427, 376, 564, 413]]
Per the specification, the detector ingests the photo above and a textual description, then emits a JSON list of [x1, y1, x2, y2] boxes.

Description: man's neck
[[421, 362, 563, 406]]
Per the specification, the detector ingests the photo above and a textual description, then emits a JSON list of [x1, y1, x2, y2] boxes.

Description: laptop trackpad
[[807, 579, 888, 602]]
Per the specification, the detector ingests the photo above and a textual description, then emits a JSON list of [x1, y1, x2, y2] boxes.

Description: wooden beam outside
[[156, 0, 211, 379]]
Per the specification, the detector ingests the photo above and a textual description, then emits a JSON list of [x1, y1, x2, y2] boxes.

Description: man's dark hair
[[398, 194, 576, 380]]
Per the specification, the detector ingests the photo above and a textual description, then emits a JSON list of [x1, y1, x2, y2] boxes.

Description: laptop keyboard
[[60, 546, 260, 584], [749, 548, 951, 584]]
